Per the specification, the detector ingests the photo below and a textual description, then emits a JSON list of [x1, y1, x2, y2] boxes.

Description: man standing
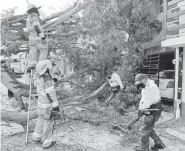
[[32, 60, 59, 148], [130, 74, 165, 151], [26, 4, 48, 72]]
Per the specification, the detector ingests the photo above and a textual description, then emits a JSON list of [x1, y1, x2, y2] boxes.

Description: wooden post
[[162, 0, 167, 40]]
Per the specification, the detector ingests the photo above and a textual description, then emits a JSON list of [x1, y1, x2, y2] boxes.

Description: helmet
[[134, 74, 146, 85], [36, 60, 52, 76], [27, 4, 37, 12]]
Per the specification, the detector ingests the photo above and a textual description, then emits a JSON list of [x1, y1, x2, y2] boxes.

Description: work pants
[[32, 107, 53, 143], [140, 103, 162, 148], [28, 39, 48, 68]]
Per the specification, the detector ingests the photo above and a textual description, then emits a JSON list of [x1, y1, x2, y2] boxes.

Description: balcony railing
[[163, 0, 185, 39]]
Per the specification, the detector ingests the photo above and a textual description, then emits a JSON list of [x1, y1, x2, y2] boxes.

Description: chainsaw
[[41, 110, 66, 143], [41, 93, 66, 143]]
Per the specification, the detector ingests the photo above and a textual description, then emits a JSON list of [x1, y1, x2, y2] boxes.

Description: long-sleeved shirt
[[139, 79, 161, 110], [109, 73, 124, 89], [35, 76, 59, 114], [26, 13, 45, 41]]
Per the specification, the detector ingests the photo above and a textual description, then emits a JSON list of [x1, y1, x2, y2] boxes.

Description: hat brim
[[134, 81, 142, 85]]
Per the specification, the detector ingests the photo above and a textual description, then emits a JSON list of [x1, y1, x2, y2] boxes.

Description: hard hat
[[36, 60, 52, 76], [134, 74, 146, 85], [27, 4, 37, 12]]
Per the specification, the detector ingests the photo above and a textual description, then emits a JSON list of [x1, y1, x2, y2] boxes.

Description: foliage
[[1, 0, 162, 90], [0, 7, 17, 19], [79, 0, 162, 84]]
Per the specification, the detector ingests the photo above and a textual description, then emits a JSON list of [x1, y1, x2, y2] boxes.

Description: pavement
[[1, 112, 185, 151], [1, 83, 185, 151]]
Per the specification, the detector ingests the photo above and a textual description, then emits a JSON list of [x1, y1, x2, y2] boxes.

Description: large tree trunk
[[1, 110, 38, 124], [1, 82, 108, 124]]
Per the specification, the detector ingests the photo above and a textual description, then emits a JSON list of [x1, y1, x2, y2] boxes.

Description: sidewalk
[[155, 112, 185, 151]]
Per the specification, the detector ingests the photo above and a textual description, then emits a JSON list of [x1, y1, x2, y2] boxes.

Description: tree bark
[[1, 110, 38, 124], [1, 82, 108, 124]]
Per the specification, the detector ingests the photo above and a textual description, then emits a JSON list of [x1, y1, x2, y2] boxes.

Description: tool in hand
[[126, 109, 159, 130]]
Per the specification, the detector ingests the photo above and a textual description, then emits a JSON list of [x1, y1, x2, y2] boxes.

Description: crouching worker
[[127, 74, 165, 151], [102, 68, 125, 107], [32, 60, 59, 149], [26, 4, 48, 72]]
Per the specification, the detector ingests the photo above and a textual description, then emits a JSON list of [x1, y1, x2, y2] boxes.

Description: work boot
[[134, 144, 149, 151], [32, 134, 41, 142], [42, 139, 56, 149], [151, 140, 165, 150]]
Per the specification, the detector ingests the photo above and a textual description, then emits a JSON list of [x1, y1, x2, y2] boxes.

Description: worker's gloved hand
[[138, 110, 146, 116], [52, 106, 60, 120], [139, 109, 150, 116], [53, 106, 60, 112], [42, 39, 46, 44], [41, 35, 46, 44]]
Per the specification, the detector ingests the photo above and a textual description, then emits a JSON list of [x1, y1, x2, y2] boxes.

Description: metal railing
[[163, 0, 185, 39]]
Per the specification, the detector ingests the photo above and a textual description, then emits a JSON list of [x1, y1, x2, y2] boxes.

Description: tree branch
[[42, 2, 78, 24], [56, 68, 89, 86], [48, 0, 92, 29], [1, 81, 108, 124], [66, 81, 85, 89]]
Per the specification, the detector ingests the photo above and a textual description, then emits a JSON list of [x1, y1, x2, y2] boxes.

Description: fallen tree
[[1, 81, 108, 124], [1, 0, 94, 109], [1, 0, 93, 47]]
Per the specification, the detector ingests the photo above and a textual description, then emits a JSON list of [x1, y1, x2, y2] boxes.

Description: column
[[181, 47, 185, 119], [174, 48, 179, 117]]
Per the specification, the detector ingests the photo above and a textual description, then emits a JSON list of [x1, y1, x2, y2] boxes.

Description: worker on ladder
[[26, 4, 48, 72], [32, 60, 59, 148]]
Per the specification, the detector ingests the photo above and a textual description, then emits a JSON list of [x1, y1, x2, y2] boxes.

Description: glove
[[41, 39, 46, 44], [139, 109, 150, 116], [52, 106, 60, 120], [52, 110, 60, 120], [138, 110, 146, 116], [53, 106, 59, 112]]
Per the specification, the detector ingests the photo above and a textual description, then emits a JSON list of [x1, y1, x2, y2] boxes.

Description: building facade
[[161, 0, 185, 119], [142, 0, 185, 119]]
